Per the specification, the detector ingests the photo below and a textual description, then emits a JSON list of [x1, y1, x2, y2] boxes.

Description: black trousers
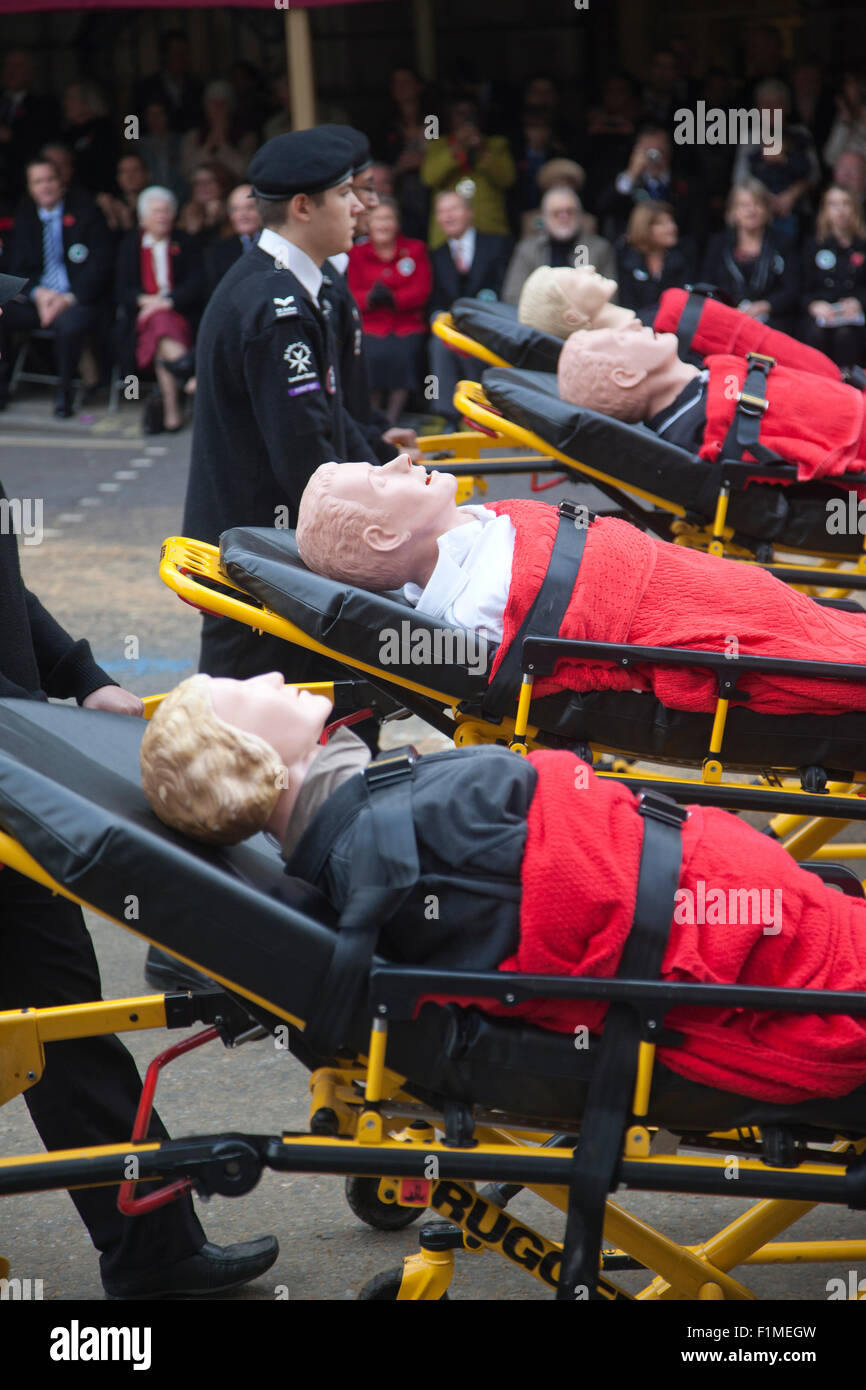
[[0, 299, 99, 394], [0, 867, 205, 1280]]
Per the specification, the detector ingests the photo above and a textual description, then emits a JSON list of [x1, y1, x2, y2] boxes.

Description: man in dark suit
[[0, 158, 114, 416], [0, 51, 58, 204], [133, 29, 202, 134], [204, 182, 262, 298], [427, 189, 511, 423]]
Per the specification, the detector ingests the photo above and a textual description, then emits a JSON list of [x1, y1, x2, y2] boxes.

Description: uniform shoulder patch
[[273, 294, 299, 318]]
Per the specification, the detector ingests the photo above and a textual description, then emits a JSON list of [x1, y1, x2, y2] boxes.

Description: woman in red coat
[[347, 196, 432, 424]]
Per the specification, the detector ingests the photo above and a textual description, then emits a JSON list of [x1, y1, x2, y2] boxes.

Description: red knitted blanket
[[499, 753, 866, 1103], [486, 498, 866, 715], [701, 355, 866, 482], [655, 288, 841, 382]]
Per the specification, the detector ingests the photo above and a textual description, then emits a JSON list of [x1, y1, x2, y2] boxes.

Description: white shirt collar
[[403, 505, 513, 644], [449, 227, 476, 262], [37, 201, 62, 222], [258, 227, 323, 301], [328, 251, 349, 276]]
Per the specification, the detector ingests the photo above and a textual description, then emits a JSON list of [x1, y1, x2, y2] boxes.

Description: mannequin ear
[[362, 523, 410, 554], [562, 306, 589, 329], [611, 364, 646, 390]]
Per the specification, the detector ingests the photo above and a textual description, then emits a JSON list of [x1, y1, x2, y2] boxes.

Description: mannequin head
[[518, 265, 636, 338], [296, 454, 464, 590], [558, 324, 698, 421], [140, 673, 332, 844]]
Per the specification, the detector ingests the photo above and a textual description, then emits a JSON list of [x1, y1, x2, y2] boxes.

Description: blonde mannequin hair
[[518, 265, 592, 339], [297, 461, 410, 590], [140, 674, 284, 845]]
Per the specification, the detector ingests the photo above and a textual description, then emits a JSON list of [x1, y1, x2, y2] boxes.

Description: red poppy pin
[[62, 214, 75, 227], [851, 251, 864, 267], [170, 243, 180, 255]]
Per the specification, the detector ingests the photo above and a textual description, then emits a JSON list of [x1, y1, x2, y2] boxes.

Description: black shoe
[[102, 1236, 279, 1300], [54, 389, 75, 419], [141, 388, 164, 435], [145, 944, 216, 994]]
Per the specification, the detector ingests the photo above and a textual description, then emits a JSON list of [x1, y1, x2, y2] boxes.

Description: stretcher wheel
[[357, 1268, 449, 1300], [345, 1175, 424, 1230]]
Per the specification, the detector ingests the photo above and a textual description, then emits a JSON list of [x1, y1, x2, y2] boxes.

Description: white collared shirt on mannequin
[[403, 505, 515, 642]]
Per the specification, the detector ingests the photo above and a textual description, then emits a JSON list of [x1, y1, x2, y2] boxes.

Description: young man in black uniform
[[0, 269, 278, 1299], [182, 129, 376, 682]]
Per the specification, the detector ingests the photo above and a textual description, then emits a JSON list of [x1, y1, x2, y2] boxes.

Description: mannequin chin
[[518, 265, 637, 339], [558, 324, 700, 421]]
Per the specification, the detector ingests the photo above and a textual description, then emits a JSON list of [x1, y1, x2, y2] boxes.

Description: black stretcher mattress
[[450, 298, 563, 373], [481, 367, 865, 557], [221, 527, 866, 777], [1, 698, 866, 1135]]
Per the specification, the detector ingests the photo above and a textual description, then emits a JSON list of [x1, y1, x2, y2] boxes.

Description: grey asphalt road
[[1, 389, 865, 1312]]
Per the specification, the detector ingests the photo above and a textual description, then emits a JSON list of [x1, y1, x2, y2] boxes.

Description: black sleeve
[[342, 404, 381, 462], [169, 241, 205, 314], [767, 253, 800, 317], [114, 231, 141, 313], [24, 590, 116, 702], [73, 205, 114, 305], [242, 315, 347, 513], [0, 671, 48, 702]]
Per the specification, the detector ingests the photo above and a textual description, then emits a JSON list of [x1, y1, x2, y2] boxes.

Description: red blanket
[[700, 356, 866, 483], [655, 288, 842, 382], [487, 498, 866, 715], [502, 753, 866, 1103]]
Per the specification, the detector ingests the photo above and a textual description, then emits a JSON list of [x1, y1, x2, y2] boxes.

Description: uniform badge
[[816, 249, 836, 270], [478, 288, 497, 302], [326, 365, 336, 394], [273, 295, 298, 318], [772, 254, 784, 275], [67, 243, 88, 263], [283, 341, 317, 382], [633, 267, 649, 280], [456, 178, 476, 200], [397, 256, 415, 276]]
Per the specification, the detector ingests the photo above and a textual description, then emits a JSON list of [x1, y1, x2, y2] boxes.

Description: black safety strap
[[556, 791, 688, 1302], [719, 352, 787, 469], [674, 290, 707, 358], [842, 364, 866, 391], [302, 748, 420, 1053], [482, 499, 593, 720]]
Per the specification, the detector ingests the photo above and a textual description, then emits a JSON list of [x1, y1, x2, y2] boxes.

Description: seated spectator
[[597, 125, 702, 245], [421, 97, 516, 248], [0, 157, 113, 417], [39, 141, 75, 195], [115, 186, 203, 434], [205, 183, 261, 296], [180, 81, 256, 184], [0, 49, 58, 202], [347, 196, 432, 424], [516, 73, 574, 147], [834, 149, 866, 219], [229, 60, 267, 141], [790, 57, 835, 159], [689, 68, 735, 234], [262, 77, 292, 143], [134, 29, 202, 134], [616, 201, 695, 317], [701, 179, 799, 331], [731, 80, 820, 248], [177, 161, 232, 244], [801, 185, 866, 368], [583, 71, 641, 204], [96, 152, 150, 235], [375, 67, 432, 242], [509, 108, 569, 224], [60, 81, 116, 196], [824, 70, 866, 170], [137, 100, 185, 203], [640, 48, 687, 130], [502, 184, 615, 304], [428, 189, 511, 424]]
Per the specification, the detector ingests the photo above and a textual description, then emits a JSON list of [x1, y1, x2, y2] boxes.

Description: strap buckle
[[364, 746, 418, 790], [557, 497, 593, 527], [744, 351, 776, 368], [734, 390, 768, 416], [636, 790, 690, 827]]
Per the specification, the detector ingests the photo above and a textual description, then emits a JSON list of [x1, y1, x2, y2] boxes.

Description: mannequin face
[[324, 454, 458, 549], [589, 324, 680, 376], [210, 673, 332, 770], [558, 265, 617, 318]]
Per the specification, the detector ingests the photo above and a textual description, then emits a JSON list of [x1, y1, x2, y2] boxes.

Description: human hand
[[808, 299, 834, 319], [367, 281, 395, 309], [741, 299, 771, 318], [82, 685, 145, 717], [840, 297, 863, 318], [382, 426, 419, 450], [33, 288, 64, 327]]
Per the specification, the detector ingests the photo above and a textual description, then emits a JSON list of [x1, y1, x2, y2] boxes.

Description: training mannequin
[[517, 265, 634, 338], [295, 455, 866, 718], [518, 264, 856, 382], [557, 324, 866, 483], [140, 672, 866, 1105]]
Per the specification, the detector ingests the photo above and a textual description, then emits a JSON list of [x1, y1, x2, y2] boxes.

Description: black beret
[[316, 123, 372, 174], [248, 129, 356, 200]]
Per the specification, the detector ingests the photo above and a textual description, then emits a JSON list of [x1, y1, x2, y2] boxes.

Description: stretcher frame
[[3, 806, 866, 1303], [159, 533, 866, 866]]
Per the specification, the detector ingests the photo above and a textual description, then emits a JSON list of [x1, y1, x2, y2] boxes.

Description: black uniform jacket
[[321, 259, 395, 464], [183, 243, 375, 546]]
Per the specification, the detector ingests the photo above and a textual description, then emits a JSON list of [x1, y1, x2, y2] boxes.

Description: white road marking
[[98, 482, 120, 491], [78, 497, 101, 506], [0, 435, 148, 449], [144, 445, 167, 455], [56, 513, 84, 523], [113, 470, 138, 480]]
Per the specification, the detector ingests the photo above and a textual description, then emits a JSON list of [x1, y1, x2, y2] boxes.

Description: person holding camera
[[421, 97, 516, 248], [597, 126, 703, 246]]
